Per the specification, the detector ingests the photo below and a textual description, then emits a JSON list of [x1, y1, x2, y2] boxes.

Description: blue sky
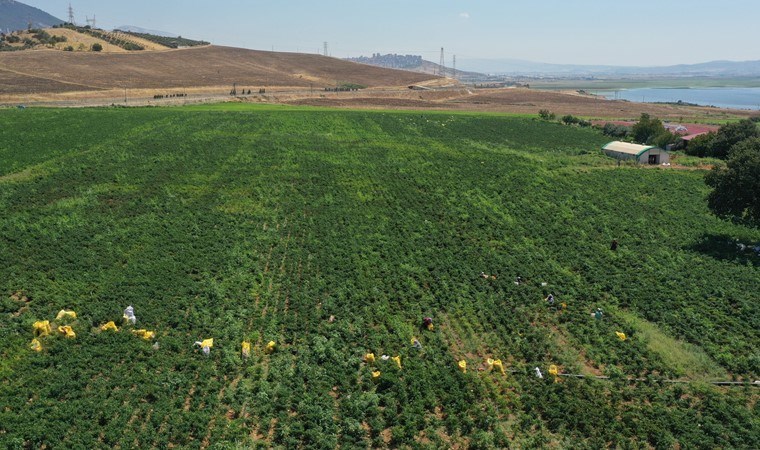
[[21, 0, 760, 67]]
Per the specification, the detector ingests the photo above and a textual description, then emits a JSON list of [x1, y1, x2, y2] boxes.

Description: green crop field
[[1, 105, 758, 449]]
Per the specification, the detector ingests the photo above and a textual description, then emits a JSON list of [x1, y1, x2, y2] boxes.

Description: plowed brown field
[[283, 88, 755, 121], [0, 45, 434, 94]]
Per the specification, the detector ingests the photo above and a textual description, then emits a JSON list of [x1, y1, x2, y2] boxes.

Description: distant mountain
[[114, 25, 178, 38], [349, 53, 760, 80], [458, 57, 760, 77], [0, 0, 63, 32]]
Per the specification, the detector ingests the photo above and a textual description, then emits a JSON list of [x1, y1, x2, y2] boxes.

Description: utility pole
[[453, 55, 457, 80], [68, 3, 75, 25], [323, 41, 328, 57], [124, 86, 127, 104], [439, 47, 445, 77]]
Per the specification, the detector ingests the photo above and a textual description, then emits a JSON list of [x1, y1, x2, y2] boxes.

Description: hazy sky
[[21, 0, 760, 67]]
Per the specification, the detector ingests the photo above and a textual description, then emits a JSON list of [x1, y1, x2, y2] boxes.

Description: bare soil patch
[[282, 87, 754, 121], [0, 67, 103, 95]]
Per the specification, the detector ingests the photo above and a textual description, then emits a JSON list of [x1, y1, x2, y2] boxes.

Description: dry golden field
[[0, 44, 756, 121]]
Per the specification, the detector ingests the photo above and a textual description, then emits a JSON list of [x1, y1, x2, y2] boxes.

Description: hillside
[[0, 0, 63, 32], [0, 27, 173, 53], [1, 106, 758, 448], [0, 45, 437, 94]]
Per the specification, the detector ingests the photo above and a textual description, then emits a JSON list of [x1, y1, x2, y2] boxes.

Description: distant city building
[[347, 54, 423, 70]]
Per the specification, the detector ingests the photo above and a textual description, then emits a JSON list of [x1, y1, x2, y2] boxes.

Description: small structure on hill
[[602, 141, 670, 165]]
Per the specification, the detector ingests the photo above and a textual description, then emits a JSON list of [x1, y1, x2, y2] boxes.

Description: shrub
[[538, 109, 556, 121], [562, 115, 580, 125], [602, 123, 630, 138], [91, 43, 103, 52]]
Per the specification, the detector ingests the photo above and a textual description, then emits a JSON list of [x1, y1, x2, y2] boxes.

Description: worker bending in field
[[123, 305, 137, 325], [422, 317, 434, 331]]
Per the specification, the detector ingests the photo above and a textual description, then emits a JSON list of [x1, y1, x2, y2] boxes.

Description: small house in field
[[602, 141, 670, 164]]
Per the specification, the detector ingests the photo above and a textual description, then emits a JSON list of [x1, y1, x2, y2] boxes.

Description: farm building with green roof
[[602, 141, 670, 164]]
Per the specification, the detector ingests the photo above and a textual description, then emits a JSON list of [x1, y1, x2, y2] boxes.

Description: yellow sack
[[371, 371, 381, 380], [427, 323, 434, 331], [493, 359, 505, 375], [242, 341, 251, 358], [616, 332, 627, 341], [458, 360, 467, 373], [364, 352, 375, 364], [33, 320, 52, 337], [548, 364, 559, 376], [392, 355, 402, 370], [132, 329, 156, 340], [486, 358, 494, 371], [201, 338, 214, 349], [30, 338, 42, 352], [100, 321, 118, 332], [58, 325, 76, 338], [265, 341, 276, 354], [56, 309, 77, 321]]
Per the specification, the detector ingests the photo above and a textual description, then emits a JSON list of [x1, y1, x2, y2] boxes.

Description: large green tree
[[688, 119, 759, 159], [705, 137, 760, 225], [630, 113, 678, 147], [709, 119, 759, 159], [631, 113, 665, 144]]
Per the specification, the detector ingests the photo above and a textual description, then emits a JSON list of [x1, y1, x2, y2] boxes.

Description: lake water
[[592, 87, 760, 110]]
